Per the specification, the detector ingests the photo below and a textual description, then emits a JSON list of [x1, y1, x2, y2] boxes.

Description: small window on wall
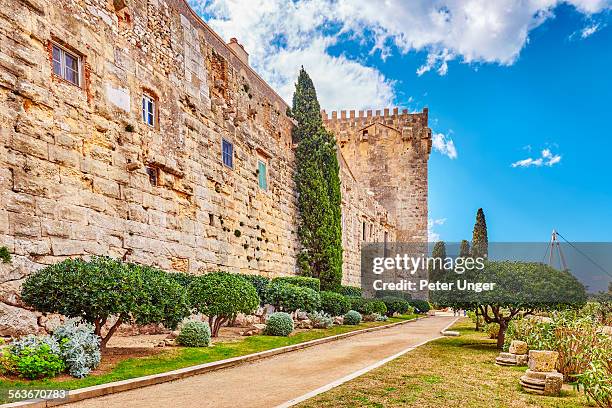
[[52, 43, 81, 86], [142, 94, 156, 127], [258, 160, 268, 191], [146, 166, 158, 186], [222, 139, 234, 168]]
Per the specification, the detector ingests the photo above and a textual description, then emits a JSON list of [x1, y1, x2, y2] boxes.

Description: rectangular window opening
[[51, 43, 81, 86], [142, 94, 155, 127], [146, 166, 158, 186], [222, 139, 234, 169], [258, 159, 268, 191]]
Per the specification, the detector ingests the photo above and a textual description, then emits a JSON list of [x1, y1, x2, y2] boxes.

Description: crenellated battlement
[[323, 106, 431, 243], [321, 107, 428, 128]]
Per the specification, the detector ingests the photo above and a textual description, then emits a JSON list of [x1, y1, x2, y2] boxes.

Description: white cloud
[[189, 0, 611, 109], [432, 132, 458, 159], [428, 218, 447, 242], [512, 148, 562, 167]]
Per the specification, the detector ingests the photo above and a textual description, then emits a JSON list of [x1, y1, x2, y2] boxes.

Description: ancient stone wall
[[0, 0, 427, 335], [0, 0, 299, 282], [339, 151, 396, 286], [324, 108, 431, 243]]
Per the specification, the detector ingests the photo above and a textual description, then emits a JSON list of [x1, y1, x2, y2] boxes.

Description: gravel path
[[68, 315, 456, 408]]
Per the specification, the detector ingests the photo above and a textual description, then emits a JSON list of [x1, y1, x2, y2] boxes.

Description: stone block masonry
[[0, 0, 430, 333]]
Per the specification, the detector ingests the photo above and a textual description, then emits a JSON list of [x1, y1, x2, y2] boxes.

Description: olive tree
[[21, 257, 190, 347], [434, 261, 587, 348]]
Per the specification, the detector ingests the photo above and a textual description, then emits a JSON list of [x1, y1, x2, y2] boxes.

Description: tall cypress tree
[[459, 240, 471, 258], [292, 68, 343, 290], [430, 241, 447, 282], [471, 208, 488, 259]]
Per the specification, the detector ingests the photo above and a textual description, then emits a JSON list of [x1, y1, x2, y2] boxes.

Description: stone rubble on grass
[[520, 350, 563, 396], [240, 323, 266, 336], [496, 340, 529, 367], [295, 319, 312, 329], [333, 316, 344, 325]]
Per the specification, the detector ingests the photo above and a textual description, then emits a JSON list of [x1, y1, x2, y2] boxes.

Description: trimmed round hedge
[[187, 272, 259, 337], [177, 321, 211, 347], [264, 312, 294, 336], [265, 282, 321, 312], [238, 274, 270, 305], [344, 310, 362, 325], [337, 285, 362, 298], [408, 299, 430, 314], [348, 297, 388, 316], [320, 291, 351, 316], [381, 296, 413, 317], [271, 276, 320, 292]]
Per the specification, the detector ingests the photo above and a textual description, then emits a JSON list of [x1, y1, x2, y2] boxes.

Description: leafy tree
[[265, 281, 321, 313], [187, 272, 259, 337], [434, 261, 587, 348], [21, 257, 190, 347], [459, 240, 471, 257], [471, 208, 488, 258], [319, 291, 351, 316], [292, 67, 343, 290]]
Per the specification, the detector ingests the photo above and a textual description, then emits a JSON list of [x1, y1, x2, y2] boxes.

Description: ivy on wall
[[291, 68, 343, 290]]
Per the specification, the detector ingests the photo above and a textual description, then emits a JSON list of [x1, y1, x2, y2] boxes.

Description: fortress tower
[[323, 108, 432, 242]]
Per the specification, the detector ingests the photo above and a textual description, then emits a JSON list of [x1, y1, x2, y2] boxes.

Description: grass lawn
[[0, 314, 417, 403], [297, 319, 593, 408]]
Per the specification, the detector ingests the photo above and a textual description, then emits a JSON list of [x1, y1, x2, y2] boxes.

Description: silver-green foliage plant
[[343, 310, 362, 325], [264, 312, 294, 336], [176, 321, 211, 347], [308, 311, 333, 329], [52, 318, 101, 378]]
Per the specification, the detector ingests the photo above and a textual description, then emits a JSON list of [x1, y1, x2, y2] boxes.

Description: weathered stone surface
[[543, 372, 563, 396], [0, 302, 41, 336], [515, 354, 529, 366], [528, 350, 558, 372], [295, 319, 312, 329], [441, 330, 460, 337], [333, 316, 344, 325], [509, 340, 528, 355]]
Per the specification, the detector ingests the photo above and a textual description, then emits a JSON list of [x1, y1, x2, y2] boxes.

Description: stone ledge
[[0, 316, 426, 408]]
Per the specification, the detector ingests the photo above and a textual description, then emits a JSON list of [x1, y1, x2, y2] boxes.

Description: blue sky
[[192, 0, 612, 242]]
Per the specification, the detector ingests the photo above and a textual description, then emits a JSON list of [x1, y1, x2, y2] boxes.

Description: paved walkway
[[68, 315, 456, 408]]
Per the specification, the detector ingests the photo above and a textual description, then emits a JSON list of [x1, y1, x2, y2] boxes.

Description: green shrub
[[238, 274, 270, 305], [177, 321, 211, 347], [167, 272, 195, 289], [271, 276, 320, 292], [0, 246, 11, 264], [265, 312, 294, 336], [0, 335, 65, 379], [485, 322, 500, 339], [265, 281, 321, 313], [21, 257, 190, 347], [52, 319, 101, 378], [407, 299, 430, 314], [308, 311, 333, 329], [337, 285, 362, 298], [375, 290, 411, 300], [188, 272, 259, 337], [319, 291, 351, 316], [344, 310, 362, 325], [381, 296, 413, 317], [575, 343, 612, 408]]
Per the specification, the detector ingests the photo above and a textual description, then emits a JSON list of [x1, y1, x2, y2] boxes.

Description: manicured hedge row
[[265, 281, 321, 312], [271, 276, 321, 292], [320, 291, 351, 316]]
